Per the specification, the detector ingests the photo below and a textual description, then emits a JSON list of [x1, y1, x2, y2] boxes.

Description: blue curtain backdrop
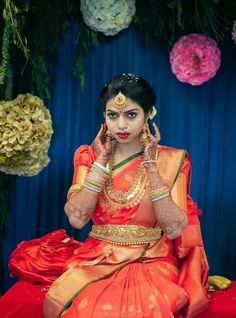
[[2, 23, 236, 291]]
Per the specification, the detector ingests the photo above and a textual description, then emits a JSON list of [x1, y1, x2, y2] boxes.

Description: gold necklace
[[102, 143, 147, 208]]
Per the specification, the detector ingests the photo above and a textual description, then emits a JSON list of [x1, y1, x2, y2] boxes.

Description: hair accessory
[[122, 73, 139, 82], [148, 106, 157, 120], [114, 91, 127, 109]]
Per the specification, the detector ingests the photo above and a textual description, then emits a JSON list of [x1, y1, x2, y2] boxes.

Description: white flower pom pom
[[80, 0, 136, 36]]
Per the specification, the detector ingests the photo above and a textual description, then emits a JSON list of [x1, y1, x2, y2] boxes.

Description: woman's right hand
[[92, 124, 112, 165]]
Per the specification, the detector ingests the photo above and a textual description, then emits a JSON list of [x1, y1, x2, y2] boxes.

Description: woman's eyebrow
[[106, 108, 139, 113], [123, 108, 139, 113], [106, 109, 118, 112]]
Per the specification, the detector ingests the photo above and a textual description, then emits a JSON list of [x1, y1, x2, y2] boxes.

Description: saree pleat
[[60, 260, 186, 318]]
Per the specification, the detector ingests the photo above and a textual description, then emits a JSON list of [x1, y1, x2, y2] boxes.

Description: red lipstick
[[117, 133, 130, 139]]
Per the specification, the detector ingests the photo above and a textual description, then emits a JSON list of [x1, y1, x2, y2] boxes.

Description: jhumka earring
[[140, 122, 150, 147], [105, 129, 112, 137], [105, 129, 117, 146]]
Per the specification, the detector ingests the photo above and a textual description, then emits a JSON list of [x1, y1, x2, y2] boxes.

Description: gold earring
[[105, 129, 117, 144], [105, 129, 111, 137], [140, 123, 150, 147]]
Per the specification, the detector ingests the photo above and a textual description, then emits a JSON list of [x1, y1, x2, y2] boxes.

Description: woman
[[9, 73, 209, 317]]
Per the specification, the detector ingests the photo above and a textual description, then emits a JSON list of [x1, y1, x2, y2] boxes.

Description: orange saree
[[9, 145, 209, 318]]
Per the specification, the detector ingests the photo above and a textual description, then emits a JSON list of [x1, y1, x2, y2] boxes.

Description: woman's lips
[[116, 132, 130, 139]]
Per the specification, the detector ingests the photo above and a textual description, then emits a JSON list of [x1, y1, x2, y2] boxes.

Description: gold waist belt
[[89, 224, 162, 245]]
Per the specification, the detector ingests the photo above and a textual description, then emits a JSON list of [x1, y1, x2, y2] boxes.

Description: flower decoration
[[148, 106, 157, 120], [80, 0, 136, 36], [0, 94, 53, 176], [169, 33, 221, 85], [232, 21, 236, 44]]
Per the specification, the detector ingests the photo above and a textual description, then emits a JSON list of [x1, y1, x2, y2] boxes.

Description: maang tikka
[[114, 91, 127, 109]]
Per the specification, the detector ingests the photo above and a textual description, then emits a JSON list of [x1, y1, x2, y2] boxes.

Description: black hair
[[100, 73, 156, 114]]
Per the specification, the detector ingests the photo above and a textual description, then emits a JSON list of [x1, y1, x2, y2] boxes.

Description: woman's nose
[[117, 117, 128, 130]]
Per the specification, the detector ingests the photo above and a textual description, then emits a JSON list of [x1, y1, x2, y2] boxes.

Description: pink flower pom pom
[[170, 33, 221, 85]]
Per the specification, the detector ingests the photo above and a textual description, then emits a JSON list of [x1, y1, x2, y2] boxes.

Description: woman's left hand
[[143, 122, 161, 162]]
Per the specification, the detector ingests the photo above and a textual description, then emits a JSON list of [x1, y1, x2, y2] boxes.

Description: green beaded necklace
[[112, 151, 143, 171]]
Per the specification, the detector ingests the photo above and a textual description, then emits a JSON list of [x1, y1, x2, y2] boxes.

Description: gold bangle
[[67, 183, 83, 196]]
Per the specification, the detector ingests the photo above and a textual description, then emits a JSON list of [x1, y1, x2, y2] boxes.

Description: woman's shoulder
[[157, 145, 191, 186], [158, 144, 187, 156], [158, 145, 191, 175], [73, 145, 96, 167]]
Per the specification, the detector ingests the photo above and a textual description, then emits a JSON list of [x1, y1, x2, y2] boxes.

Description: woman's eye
[[127, 112, 137, 118], [107, 113, 117, 119]]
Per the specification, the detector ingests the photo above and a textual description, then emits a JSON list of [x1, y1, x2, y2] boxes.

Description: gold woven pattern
[[89, 224, 162, 245]]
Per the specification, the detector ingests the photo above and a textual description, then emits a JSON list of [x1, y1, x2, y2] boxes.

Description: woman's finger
[[105, 135, 111, 148], [67, 202, 75, 214], [152, 122, 159, 136], [146, 124, 153, 137], [149, 135, 156, 147], [152, 122, 161, 142], [94, 124, 104, 141]]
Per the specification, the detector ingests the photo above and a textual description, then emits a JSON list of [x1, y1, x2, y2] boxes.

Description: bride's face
[[105, 97, 146, 144]]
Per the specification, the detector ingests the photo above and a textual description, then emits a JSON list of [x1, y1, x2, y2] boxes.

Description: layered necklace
[[102, 143, 147, 209]]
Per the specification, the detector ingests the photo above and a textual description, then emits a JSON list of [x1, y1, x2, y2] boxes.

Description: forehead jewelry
[[114, 91, 127, 109]]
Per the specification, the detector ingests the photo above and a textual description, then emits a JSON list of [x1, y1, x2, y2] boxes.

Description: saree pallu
[[9, 145, 209, 318]]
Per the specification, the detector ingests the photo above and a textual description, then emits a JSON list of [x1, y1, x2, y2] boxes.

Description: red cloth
[[0, 281, 46, 318], [196, 281, 236, 318], [0, 281, 236, 317]]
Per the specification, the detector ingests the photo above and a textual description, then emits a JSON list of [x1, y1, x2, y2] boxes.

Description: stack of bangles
[[140, 159, 157, 167], [83, 161, 110, 193], [149, 186, 170, 202]]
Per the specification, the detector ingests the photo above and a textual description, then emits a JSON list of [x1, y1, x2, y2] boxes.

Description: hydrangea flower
[[170, 33, 221, 85], [0, 94, 53, 176], [80, 0, 136, 36]]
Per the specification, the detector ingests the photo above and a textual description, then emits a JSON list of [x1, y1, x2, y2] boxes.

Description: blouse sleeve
[[67, 145, 96, 200]]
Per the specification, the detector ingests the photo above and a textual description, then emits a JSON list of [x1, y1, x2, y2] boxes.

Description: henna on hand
[[153, 203, 188, 239], [65, 188, 99, 229], [91, 123, 112, 165], [143, 125, 188, 239], [142, 123, 161, 166]]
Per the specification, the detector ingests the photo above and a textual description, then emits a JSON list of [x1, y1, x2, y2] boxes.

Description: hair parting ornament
[[114, 91, 127, 109]]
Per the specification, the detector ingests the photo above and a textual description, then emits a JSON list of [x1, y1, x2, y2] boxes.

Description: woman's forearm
[[65, 156, 109, 229], [65, 187, 99, 229], [146, 163, 188, 239]]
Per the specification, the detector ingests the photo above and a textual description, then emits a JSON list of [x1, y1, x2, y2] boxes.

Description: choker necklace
[[102, 143, 147, 208]]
